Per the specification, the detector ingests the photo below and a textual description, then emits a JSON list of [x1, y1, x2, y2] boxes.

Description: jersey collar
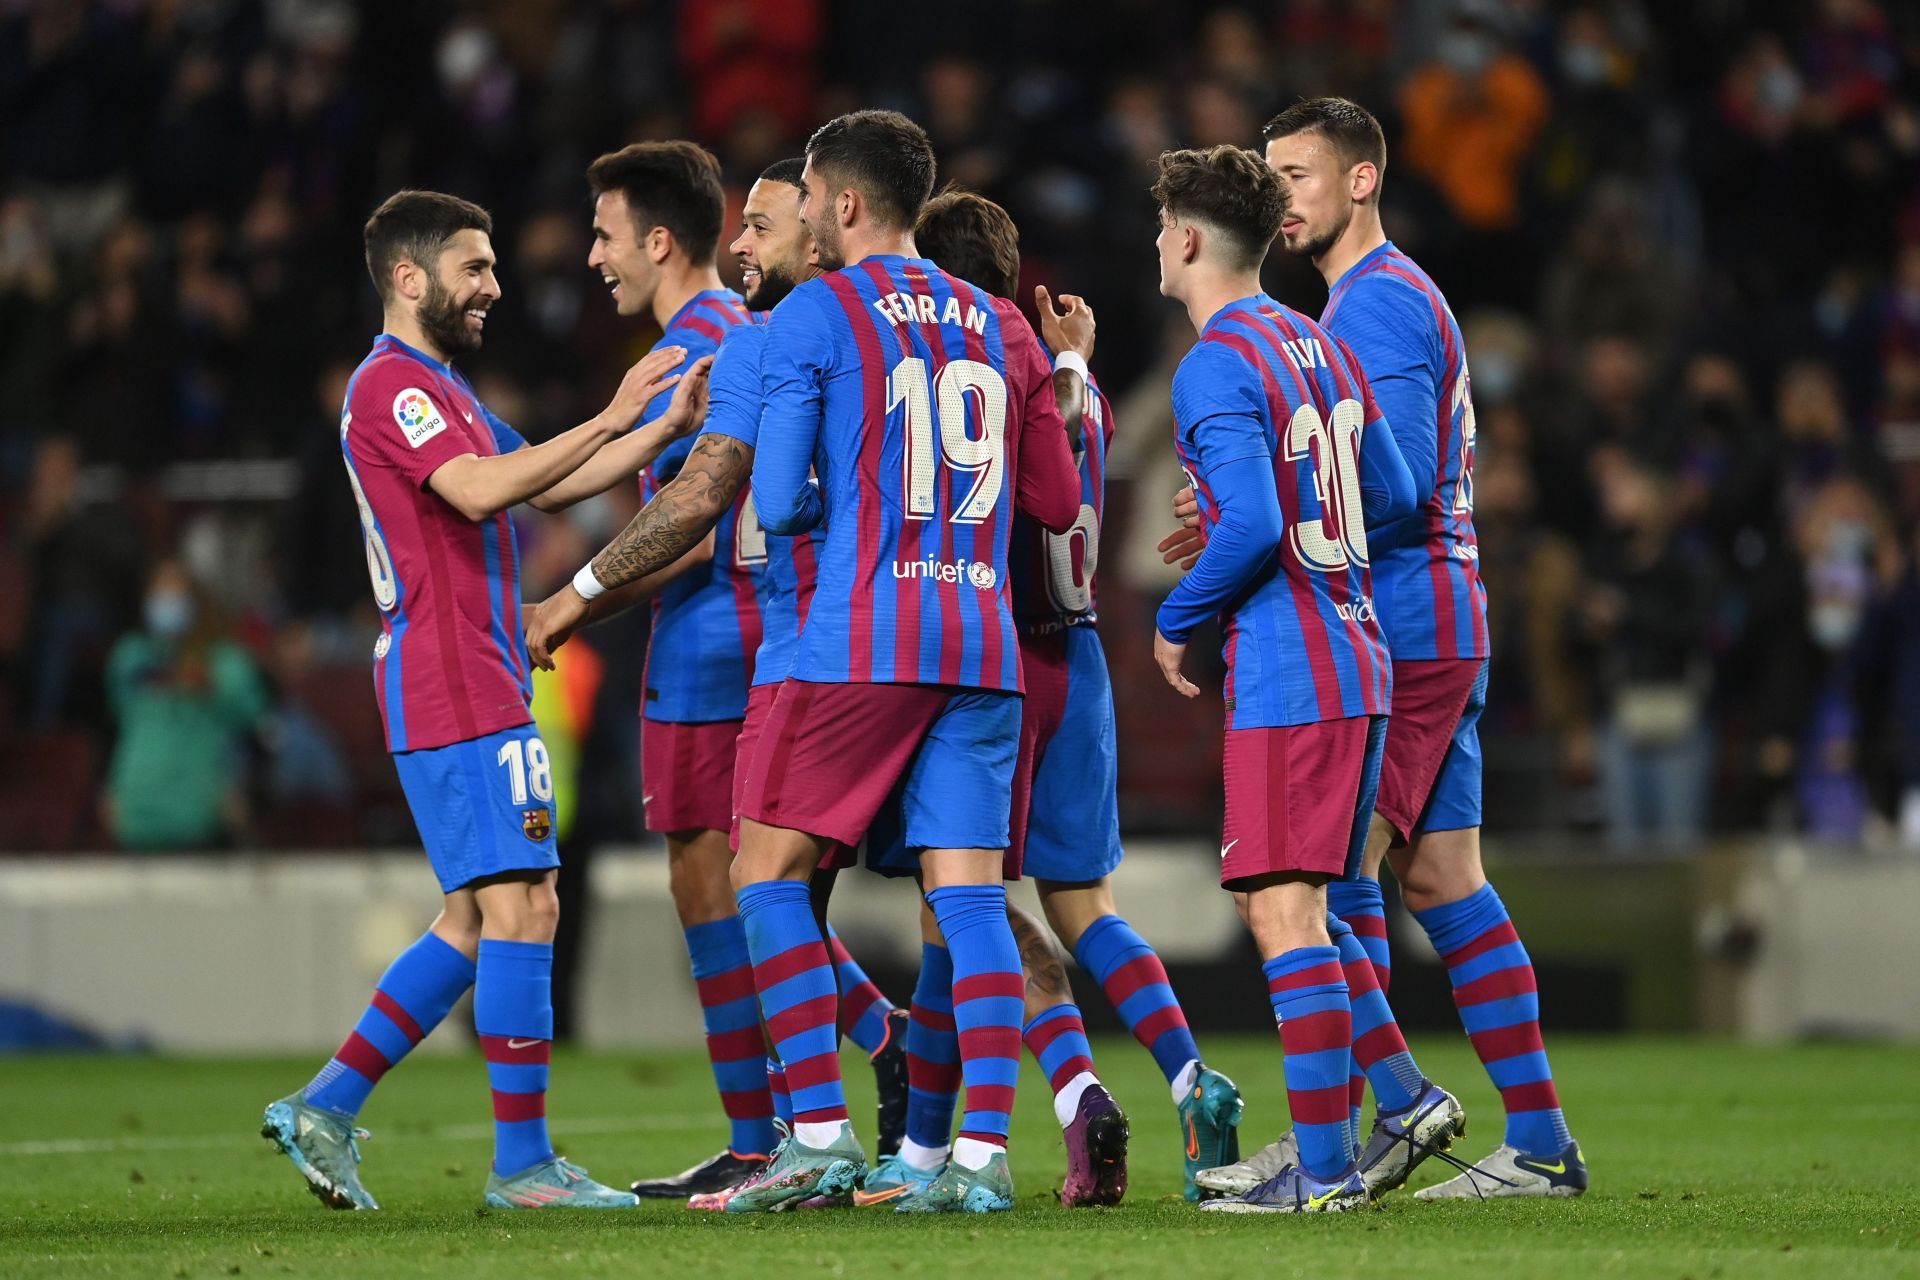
[[1199, 292, 1276, 336], [1328, 240, 1398, 298], [376, 332, 455, 376], [663, 288, 740, 333]]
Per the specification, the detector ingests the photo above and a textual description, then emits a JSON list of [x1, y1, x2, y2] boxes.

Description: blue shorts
[[1376, 658, 1487, 840], [393, 723, 561, 893], [739, 680, 1020, 874], [1012, 627, 1124, 882]]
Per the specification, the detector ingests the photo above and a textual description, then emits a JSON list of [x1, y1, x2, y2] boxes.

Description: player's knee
[[1393, 828, 1485, 913]]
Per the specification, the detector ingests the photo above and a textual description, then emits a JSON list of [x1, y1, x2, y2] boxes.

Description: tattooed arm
[[523, 431, 750, 670]]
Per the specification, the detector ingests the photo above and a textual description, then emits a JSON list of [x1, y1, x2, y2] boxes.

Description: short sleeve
[[704, 325, 769, 450], [478, 402, 527, 454], [347, 371, 477, 489], [1172, 342, 1271, 474]]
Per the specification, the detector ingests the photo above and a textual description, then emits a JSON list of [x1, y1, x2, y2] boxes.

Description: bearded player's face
[[730, 179, 817, 312], [417, 229, 498, 354], [798, 157, 845, 272], [1265, 132, 1353, 263]]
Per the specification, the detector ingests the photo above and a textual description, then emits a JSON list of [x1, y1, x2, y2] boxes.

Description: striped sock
[[1263, 945, 1352, 1181], [1415, 883, 1572, 1156], [475, 939, 556, 1178], [926, 885, 1022, 1153], [827, 925, 896, 1055], [1072, 914, 1201, 1087], [904, 941, 959, 1158], [303, 932, 474, 1118], [1022, 1004, 1099, 1128], [683, 917, 777, 1156], [1328, 876, 1391, 993], [767, 1057, 793, 1127], [737, 881, 846, 1127], [1329, 913, 1423, 1122]]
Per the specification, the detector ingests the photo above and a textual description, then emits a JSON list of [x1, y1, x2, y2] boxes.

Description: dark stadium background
[[3, 0, 1918, 1042]]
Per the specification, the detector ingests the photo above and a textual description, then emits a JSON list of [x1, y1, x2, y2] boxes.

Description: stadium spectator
[[103, 557, 271, 849]]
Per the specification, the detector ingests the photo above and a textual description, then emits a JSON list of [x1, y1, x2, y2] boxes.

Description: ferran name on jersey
[[391, 387, 449, 449], [521, 807, 553, 842], [870, 290, 989, 334]]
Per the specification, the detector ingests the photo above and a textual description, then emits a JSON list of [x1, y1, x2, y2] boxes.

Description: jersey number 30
[[891, 356, 1006, 523], [1283, 399, 1370, 572]]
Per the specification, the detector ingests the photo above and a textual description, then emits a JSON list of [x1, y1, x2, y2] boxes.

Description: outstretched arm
[[528, 356, 713, 511]]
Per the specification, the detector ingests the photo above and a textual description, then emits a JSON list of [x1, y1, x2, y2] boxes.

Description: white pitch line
[[0, 1115, 709, 1157]]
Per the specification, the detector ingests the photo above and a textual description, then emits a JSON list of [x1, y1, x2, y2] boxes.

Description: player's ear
[[646, 224, 672, 264], [1182, 224, 1200, 266], [838, 187, 858, 230], [393, 258, 424, 304], [1351, 162, 1378, 205], [803, 234, 819, 268]]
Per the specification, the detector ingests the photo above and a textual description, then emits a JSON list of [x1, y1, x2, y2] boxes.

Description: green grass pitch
[[1, 1037, 1914, 1278]]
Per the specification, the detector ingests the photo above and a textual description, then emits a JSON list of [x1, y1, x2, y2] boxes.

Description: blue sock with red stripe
[[1328, 913, 1422, 1134], [304, 931, 475, 1118], [1328, 876, 1392, 992], [767, 1058, 793, 1127], [737, 881, 846, 1130], [684, 917, 778, 1156], [903, 941, 959, 1165], [475, 939, 556, 1177], [926, 885, 1022, 1165], [1415, 884, 1571, 1156], [827, 924, 896, 1055], [1072, 914, 1202, 1090], [1022, 1004, 1099, 1127], [1263, 945, 1352, 1181]]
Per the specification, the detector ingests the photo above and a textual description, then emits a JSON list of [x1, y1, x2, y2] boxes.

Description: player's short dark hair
[[1150, 145, 1285, 271], [805, 110, 936, 230], [363, 190, 492, 304], [587, 140, 726, 262], [915, 189, 1020, 300], [1262, 97, 1388, 204], [759, 157, 807, 191]]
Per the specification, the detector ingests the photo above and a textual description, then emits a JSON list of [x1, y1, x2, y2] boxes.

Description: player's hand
[[605, 346, 688, 430], [656, 354, 714, 440], [1172, 485, 1200, 528], [1154, 628, 1200, 699], [525, 584, 591, 671], [1157, 525, 1206, 570], [1035, 285, 1095, 361]]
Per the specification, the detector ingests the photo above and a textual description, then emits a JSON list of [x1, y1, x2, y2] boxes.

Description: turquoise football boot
[[852, 1151, 942, 1207], [893, 1150, 1014, 1213], [260, 1093, 379, 1211], [724, 1125, 867, 1213], [1177, 1065, 1244, 1201], [484, 1156, 639, 1208]]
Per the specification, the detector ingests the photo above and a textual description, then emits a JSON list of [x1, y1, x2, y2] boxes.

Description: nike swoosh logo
[[1520, 1158, 1567, 1174], [507, 1038, 543, 1050], [1220, 839, 1239, 860], [1305, 1185, 1344, 1210], [462, 411, 473, 424], [851, 1185, 913, 1207], [1185, 1116, 1201, 1160], [641, 794, 655, 805]]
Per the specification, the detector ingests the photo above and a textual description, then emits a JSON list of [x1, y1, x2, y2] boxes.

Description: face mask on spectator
[[1438, 31, 1497, 75], [145, 590, 195, 640], [1560, 41, 1610, 86]]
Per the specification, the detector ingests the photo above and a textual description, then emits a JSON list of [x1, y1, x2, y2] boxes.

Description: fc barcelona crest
[[522, 808, 553, 842]]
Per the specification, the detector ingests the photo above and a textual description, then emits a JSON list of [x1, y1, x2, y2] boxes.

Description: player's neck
[[841, 225, 917, 267], [649, 259, 726, 331], [383, 310, 452, 366], [1180, 270, 1264, 335], [1312, 209, 1388, 288]]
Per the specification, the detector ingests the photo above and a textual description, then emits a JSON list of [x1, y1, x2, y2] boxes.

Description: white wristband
[[571, 563, 608, 602], [1052, 350, 1090, 383]]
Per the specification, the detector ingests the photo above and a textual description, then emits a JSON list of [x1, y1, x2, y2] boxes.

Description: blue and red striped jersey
[[1322, 242, 1487, 661], [1010, 356, 1113, 636], [701, 321, 824, 688], [1159, 294, 1392, 730], [340, 334, 532, 753], [638, 288, 763, 722], [751, 257, 1080, 691]]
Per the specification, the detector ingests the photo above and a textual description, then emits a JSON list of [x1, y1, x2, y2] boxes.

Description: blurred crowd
[[3, 0, 1918, 854]]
